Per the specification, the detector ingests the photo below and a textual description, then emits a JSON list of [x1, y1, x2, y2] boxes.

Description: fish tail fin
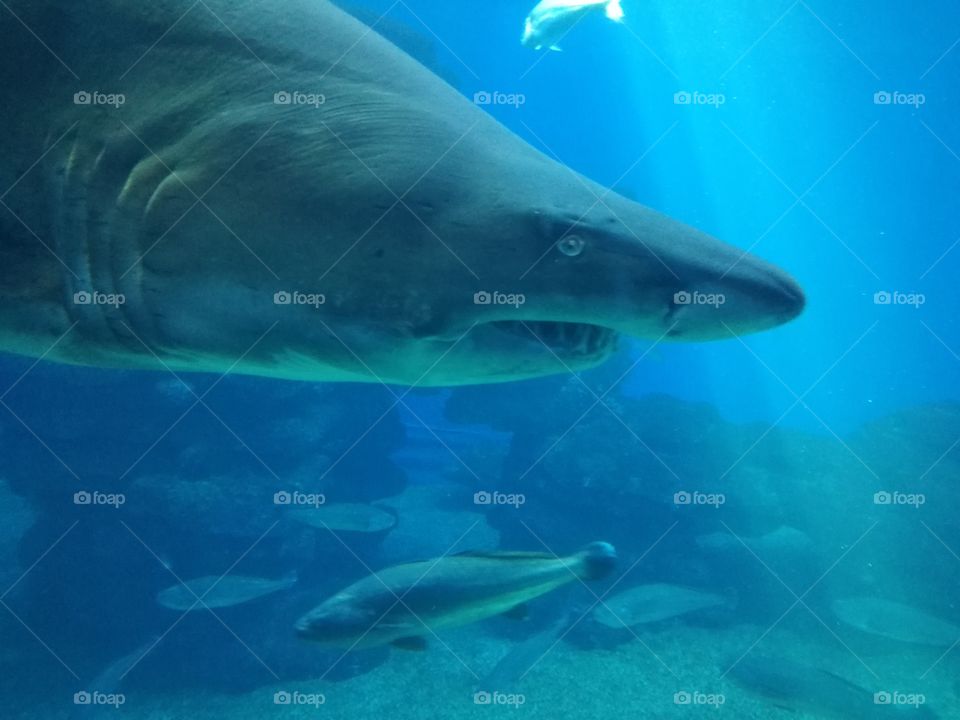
[[605, 0, 625, 22], [577, 541, 617, 580]]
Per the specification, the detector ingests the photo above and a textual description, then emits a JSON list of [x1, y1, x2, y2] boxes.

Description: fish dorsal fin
[[391, 636, 427, 651], [453, 550, 554, 561]]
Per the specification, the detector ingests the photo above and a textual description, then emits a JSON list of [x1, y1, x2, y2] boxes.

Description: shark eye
[[556, 235, 585, 257]]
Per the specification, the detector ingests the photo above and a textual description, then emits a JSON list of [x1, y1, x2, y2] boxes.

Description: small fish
[[592, 583, 732, 628], [832, 596, 960, 647], [296, 542, 616, 649], [522, 0, 625, 52], [70, 636, 159, 720], [289, 503, 397, 534], [156, 572, 297, 610]]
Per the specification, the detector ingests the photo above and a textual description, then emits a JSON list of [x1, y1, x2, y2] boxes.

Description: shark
[[0, 0, 804, 386]]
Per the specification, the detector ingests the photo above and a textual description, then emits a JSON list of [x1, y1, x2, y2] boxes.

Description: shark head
[[388, 150, 805, 384], [0, 0, 804, 386]]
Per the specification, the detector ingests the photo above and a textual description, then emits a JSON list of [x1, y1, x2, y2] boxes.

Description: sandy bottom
[[13, 622, 958, 719]]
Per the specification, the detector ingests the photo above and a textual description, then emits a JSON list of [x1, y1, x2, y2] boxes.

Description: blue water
[[1, 1, 959, 719], [406, 0, 960, 434]]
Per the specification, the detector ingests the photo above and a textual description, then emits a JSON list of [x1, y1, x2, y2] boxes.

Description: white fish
[[522, 0, 625, 51], [157, 572, 297, 610], [593, 583, 733, 628], [832, 596, 960, 647]]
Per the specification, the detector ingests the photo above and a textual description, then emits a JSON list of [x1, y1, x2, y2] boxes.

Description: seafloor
[[4, 621, 958, 719]]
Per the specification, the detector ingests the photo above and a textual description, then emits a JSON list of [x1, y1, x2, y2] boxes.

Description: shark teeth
[[491, 320, 616, 356]]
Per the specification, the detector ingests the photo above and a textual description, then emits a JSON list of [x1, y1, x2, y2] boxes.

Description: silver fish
[[593, 583, 733, 628], [297, 542, 616, 649], [157, 572, 297, 610], [289, 503, 397, 533], [832, 596, 960, 647], [731, 655, 939, 720]]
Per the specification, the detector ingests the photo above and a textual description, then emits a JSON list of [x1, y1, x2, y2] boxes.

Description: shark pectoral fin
[[391, 636, 427, 651], [501, 603, 530, 621]]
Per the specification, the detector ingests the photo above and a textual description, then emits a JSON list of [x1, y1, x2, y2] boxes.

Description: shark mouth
[[490, 320, 618, 357]]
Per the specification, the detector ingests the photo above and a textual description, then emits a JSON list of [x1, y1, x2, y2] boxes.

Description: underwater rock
[[818, 404, 960, 621], [128, 472, 280, 539], [392, 414, 512, 484], [446, 386, 960, 627]]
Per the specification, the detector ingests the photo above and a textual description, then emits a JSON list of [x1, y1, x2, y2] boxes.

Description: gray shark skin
[[0, 1, 804, 385]]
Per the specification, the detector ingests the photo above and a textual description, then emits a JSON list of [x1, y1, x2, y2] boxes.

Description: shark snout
[[666, 254, 805, 340], [567, 196, 806, 342], [741, 261, 806, 322]]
